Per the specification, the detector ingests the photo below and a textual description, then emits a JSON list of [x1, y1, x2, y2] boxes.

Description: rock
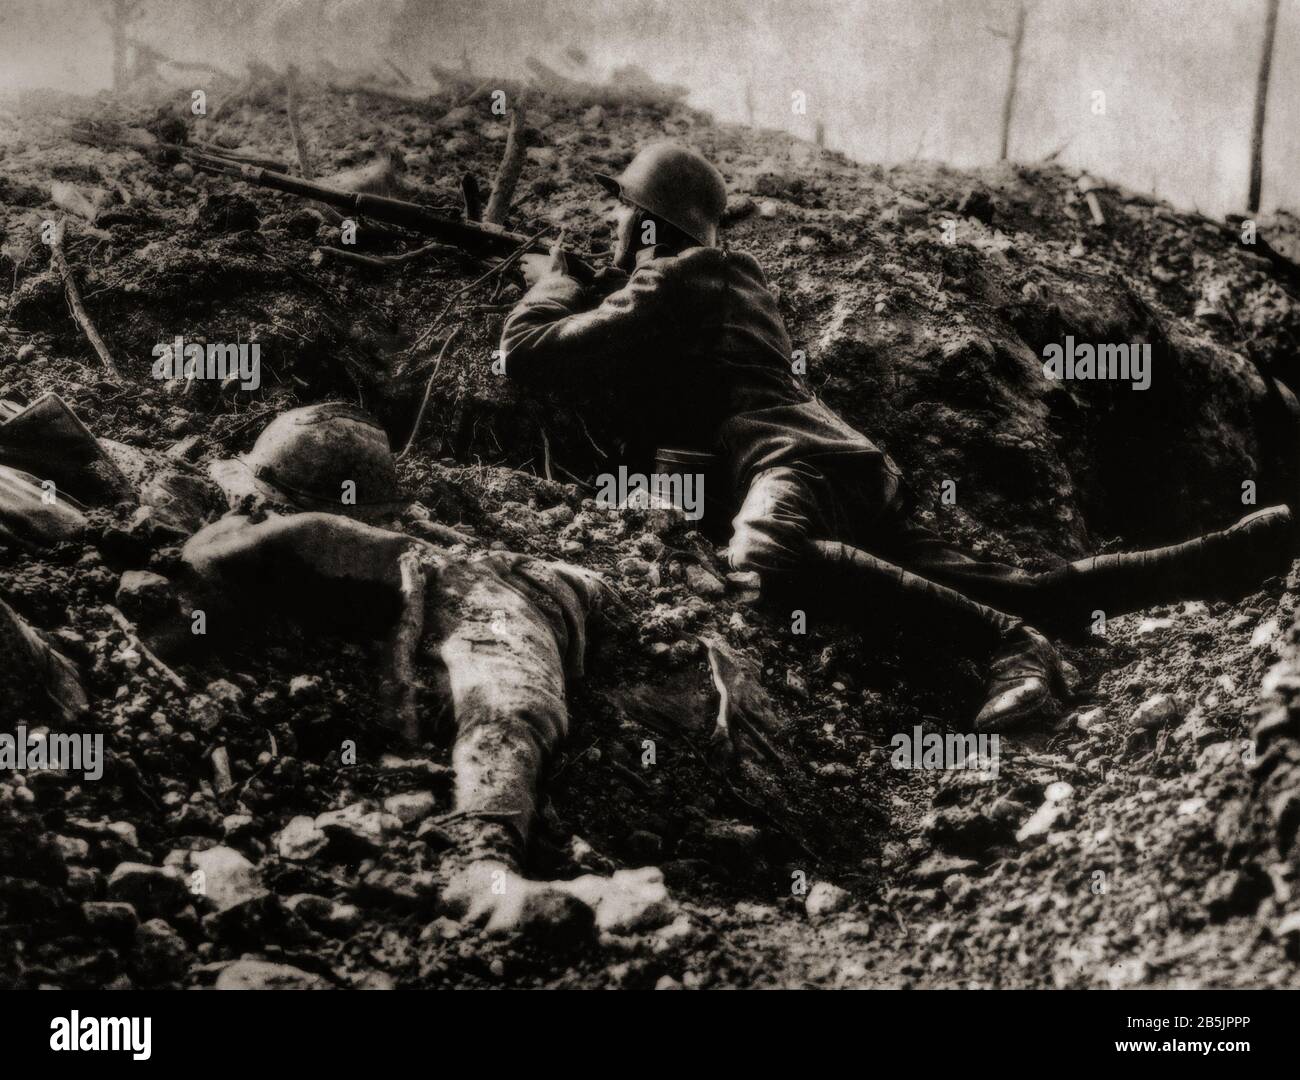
[[189, 845, 264, 912], [1130, 693, 1181, 731], [16, 342, 37, 363], [696, 821, 763, 873], [581, 104, 606, 127], [133, 918, 190, 982], [557, 867, 675, 934], [1203, 866, 1270, 921], [205, 678, 245, 708], [804, 881, 852, 920], [617, 556, 652, 579], [515, 889, 598, 953], [214, 959, 330, 990], [723, 194, 756, 224], [357, 868, 439, 911], [115, 569, 174, 621], [315, 803, 402, 854], [171, 162, 194, 182], [1074, 706, 1106, 733], [186, 693, 222, 732], [285, 894, 361, 934], [288, 674, 324, 704], [276, 815, 328, 860], [53, 835, 90, 862], [1276, 910, 1300, 960], [106, 862, 191, 917], [1008, 800, 1071, 847], [382, 790, 438, 826], [684, 563, 725, 597], [1044, 781, 1074, 802], [910, 852, 979, 885], [81, 900, 139, 938]]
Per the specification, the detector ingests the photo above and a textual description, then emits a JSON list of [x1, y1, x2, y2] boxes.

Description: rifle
[[186, 149, 597, 282]]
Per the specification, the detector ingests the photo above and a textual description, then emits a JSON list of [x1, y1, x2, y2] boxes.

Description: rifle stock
[[188, 151, 596, 282]]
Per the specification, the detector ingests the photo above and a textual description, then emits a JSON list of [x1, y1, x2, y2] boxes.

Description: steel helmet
[[209, 403, 403, 519], [593, 142, 727, 247]]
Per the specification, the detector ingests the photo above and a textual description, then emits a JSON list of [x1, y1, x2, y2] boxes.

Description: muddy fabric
[[427, 551, 608, 853], [0, 596, 88, 724], [501, 245, 900, 501], [0, 464, 88, 551], [728, 463, 1060, 629], [729, 464, 1291, 636], [182, 513, 607, 856]]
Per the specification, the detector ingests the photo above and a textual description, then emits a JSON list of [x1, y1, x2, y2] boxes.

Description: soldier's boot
[[976, 625, 1069, 732], [809, 540, 1067, 731], [1057, 505, 1294, 626]]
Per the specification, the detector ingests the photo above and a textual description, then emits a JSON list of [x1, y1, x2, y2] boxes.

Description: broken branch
[[484, 104, 527, 226], [313, 240, 460, 269], [285, 64, 314, 180], [50, 221, 123, 382], [399, 327, 460, 459], [105, 604, 188, 692]]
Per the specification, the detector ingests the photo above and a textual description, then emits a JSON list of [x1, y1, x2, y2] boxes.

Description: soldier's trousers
[[725, 462, 1286, 639]]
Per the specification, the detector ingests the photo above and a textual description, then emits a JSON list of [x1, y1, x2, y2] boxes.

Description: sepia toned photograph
[[0, 0, 1297, 1050]]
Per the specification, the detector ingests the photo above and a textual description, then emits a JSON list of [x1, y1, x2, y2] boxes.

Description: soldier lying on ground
[[1, 398, 636, 925], [501, 141, 1297, 732]]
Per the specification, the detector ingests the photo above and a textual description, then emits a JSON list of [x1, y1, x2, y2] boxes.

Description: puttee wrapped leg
[[430, 552, 609, 865]]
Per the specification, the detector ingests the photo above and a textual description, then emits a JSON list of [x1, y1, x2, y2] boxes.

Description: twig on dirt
[[211, 746, 235, 794], [577, 413, 607, 458], [50, 221, 123, 382], [484, 103, 527, 225], [398, 328, 460, 460], [313, 240, 460, 269], [539, 425, 554, 481], [406, 225, 550, 355], [104, 605, 187, 692], [285, 63, 314, 180]]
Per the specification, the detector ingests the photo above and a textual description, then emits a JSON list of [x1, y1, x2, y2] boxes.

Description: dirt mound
[[1, 76, 1299, 989]]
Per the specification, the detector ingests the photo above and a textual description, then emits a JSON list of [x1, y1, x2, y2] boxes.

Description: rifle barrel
[[191, 155, 594, 279]]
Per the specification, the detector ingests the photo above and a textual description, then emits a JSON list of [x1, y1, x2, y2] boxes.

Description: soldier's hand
[[590, 266, 630, 294], [519, 253, 558, 287], [520, 236, 569, 287]]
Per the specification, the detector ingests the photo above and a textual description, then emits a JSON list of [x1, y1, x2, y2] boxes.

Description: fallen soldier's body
[[501, 141, 1297, 732], [0, 396, 625, 924]]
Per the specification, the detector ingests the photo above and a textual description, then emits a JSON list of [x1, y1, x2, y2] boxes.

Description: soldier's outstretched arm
[[180, 512, 432, 628]]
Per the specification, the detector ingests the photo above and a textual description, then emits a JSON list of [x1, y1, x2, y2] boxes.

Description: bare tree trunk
[[999, 3, 1027, 161], [106, 0, 139, 92], [484, 105, 527, 226], [1248, 0, 1281, 213], [110, 0, 128, 91]]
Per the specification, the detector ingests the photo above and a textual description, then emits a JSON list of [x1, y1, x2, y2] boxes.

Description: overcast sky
[[1, 0, 1293, 217]]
